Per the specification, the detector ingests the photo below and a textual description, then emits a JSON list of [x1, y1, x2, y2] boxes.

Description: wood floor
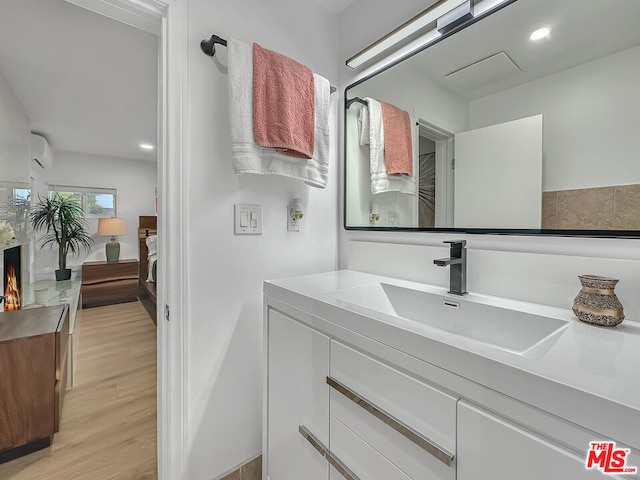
[[0, 301, 157, 480]]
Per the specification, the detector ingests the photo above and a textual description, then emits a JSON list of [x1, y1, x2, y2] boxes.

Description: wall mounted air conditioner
[[30, 133, 53, 169]]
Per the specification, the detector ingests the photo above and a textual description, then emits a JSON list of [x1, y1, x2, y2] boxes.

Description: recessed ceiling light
[[530, 27, 551, 41], [139, 143, 154, 150]]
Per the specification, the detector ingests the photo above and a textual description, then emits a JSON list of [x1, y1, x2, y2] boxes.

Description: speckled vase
[[572, 275, 624, 327]]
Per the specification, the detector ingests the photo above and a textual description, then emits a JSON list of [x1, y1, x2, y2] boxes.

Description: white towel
[[147, 253, 157, 283], [366, 97, 416, 195], [358, 104, 369, 146], [227, 37, 330, 189], [145, 234, 157, 257]]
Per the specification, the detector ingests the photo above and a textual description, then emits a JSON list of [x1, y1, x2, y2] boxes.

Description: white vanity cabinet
[[329, 415, 411, 480], [265, 307, 457, 480], [265, 309, 330, 480], [457, 401, 622, 480], [264, 272, 640, 480], [328, 340, 456, 480]]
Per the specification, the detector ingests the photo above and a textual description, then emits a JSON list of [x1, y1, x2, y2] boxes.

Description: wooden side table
[[23, 280, 80, 390], [81, 259, 139, 309], [0, 305, 69, 461]]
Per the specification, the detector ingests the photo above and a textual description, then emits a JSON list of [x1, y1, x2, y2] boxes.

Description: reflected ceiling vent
[[444, 51, 521, 91]]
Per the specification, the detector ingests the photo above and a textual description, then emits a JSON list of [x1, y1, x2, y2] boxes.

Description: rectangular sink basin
[[330, 283, 569, 354]]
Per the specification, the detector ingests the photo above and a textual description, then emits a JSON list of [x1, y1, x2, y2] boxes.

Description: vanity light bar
[[346, 0, 468, 69], [437, 0, 474, 34]]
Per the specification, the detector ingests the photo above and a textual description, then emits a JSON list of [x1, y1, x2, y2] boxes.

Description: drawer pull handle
[[326, 376, 455, 466], [298, 425, 327, 457], [326, 450, 360, 480], [299, 425, 361, 480]]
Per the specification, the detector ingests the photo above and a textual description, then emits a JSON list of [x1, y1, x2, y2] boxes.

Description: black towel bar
[[201, 34, 337, 94], [346, 97, 368, 109], [200, 34, 227, 57]]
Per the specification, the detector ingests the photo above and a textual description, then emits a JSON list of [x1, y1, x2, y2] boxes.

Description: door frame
[[65, 1, 189, 478], [417, 115, 455, 228]]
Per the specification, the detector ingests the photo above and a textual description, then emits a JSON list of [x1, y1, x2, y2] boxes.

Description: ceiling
[[402, 0, 640, 100], [0, 0, 356, 164], [0, 0, 158, 162], [314, 0, 358, 14]]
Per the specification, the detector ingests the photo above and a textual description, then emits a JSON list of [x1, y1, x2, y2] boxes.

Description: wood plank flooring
[[0, 301, 157, 480]]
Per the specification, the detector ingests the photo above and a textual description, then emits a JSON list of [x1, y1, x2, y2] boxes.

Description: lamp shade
[[97, 218, 126, 236]]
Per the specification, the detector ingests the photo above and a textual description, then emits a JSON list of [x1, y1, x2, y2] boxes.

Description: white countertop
[[264, 269, 640, 450]]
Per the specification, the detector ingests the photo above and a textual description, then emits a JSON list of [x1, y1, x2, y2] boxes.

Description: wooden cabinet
[[81, 259, 139, 308], [23, 280, 80, 390], [266, 309, 330, 480], [0, 305, 69, 462]]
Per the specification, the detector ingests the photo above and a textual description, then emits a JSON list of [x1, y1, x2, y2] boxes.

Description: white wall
[[179, 2, 640, 478], [354, 64, 469, 133], [0, 69, 30, 185], [185, 0, 340, 478], [470, 44, 640, 192], [337, 0, 640, 294], [32, 150, 156, 280]]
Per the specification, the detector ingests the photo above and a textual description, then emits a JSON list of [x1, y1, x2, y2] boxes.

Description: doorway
[[0, 0, 180, 477], [418, 118, 455, 228]]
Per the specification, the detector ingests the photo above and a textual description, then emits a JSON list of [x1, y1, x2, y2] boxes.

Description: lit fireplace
[[3, 245, 21, 311]]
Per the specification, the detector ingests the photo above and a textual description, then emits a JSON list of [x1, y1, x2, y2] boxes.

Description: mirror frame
[[343, 0, 640, 238]]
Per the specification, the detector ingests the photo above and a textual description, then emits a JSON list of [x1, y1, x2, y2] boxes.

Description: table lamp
[[97, 218, 126, 263]]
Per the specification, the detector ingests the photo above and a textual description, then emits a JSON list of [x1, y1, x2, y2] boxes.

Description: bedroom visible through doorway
[[0, 0, 164, 477]]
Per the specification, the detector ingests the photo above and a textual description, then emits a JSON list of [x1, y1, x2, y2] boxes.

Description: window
[[0, 186, 30, 205], [49, 185, 117, 218], [12, 188, 30, 202]]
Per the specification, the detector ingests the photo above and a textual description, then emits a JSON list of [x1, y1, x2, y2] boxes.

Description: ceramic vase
[[572, 275, 624, 327]]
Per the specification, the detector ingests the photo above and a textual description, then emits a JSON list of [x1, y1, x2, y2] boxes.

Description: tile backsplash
[[543, 184, 640, 230]]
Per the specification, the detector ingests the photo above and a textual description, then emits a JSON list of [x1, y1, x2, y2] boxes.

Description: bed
[[138, 215, 157, 323]]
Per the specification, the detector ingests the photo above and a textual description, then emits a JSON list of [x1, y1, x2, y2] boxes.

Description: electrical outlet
[[287, 206, 300, 232]]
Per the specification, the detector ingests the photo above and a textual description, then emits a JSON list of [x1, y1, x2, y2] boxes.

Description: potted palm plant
[[30, 193, 94, 281]]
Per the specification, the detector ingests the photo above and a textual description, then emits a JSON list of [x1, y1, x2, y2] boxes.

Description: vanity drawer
[[329, 340, 456, 478], [457, 401, 627, 480], [329, 415, 411, 480]]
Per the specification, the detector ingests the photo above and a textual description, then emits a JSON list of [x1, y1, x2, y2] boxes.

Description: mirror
[[344, 0, 640, 235]]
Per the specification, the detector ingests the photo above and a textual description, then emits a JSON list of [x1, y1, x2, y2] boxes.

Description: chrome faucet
[[434, 240, 468, 296]]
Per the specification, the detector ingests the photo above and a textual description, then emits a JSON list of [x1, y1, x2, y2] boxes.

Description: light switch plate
[[235, 204, 262, 235]]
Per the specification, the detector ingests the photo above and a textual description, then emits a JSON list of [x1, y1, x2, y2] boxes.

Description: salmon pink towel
[[253, 43, 315, 159], [379, 100, 413, 176]]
